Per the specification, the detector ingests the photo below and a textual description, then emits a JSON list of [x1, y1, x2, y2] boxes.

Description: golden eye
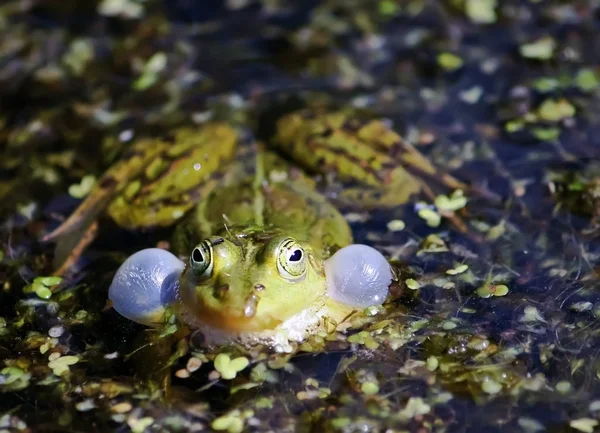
[[276, 238, 307, 280], [190, 240, 213, 278]]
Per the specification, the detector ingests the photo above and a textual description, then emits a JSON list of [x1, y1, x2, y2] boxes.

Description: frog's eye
[[190, 241, 213, 278], [276, 238, 307, 280]]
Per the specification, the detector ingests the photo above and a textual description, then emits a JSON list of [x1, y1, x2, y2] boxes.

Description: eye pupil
[[193, 248, 204, 263], [289, 249, 302, 262]]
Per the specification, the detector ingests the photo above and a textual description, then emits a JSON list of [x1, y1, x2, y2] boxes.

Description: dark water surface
[[1, 1, 600, 432]]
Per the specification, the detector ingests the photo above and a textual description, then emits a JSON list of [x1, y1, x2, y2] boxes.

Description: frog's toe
[[324, 245, 392, 308], [109, 248, 185, 325]]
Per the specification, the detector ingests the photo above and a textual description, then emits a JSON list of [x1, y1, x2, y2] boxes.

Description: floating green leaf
[[68, 175, 96, 199], [537, 99, 575, 122], [437, 52, 464, 72], [575, 69, 599, 92], [378, 0, 399, 16], [360, 382, 379, 395], [520, 37, 555, 60], [25, 276, 63, 299], [465, 0, 497, 24], [387, 219, 406, 232], [446, 264, 468, 275], [477, 283, 509, 298], [418, 208, 441, 227], [212, 410, 251, 433], [569, 419, 598, 433], [405, 278, 421, 290], [532, 127, 560, 141], [214, 354, 249, 380], [435, 190, 468, 212], [48, 355, 80, 376]]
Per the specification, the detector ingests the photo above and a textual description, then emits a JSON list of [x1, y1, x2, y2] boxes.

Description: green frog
[[45, 109, 465, 350], [108, 151, 393, 352]]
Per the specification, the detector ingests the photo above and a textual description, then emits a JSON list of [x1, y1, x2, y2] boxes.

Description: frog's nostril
[[254, 283, 265, 292], [215, 284, 229, 299], [244, 293, 259, 318]]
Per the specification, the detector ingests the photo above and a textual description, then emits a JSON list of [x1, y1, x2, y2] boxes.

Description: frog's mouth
[[178, 282, 327, 334], [182, 299, 282, 332], [179, 295, 328, 351]]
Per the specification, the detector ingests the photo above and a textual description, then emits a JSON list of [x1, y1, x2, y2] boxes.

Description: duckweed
[[2, 2, 600, 433], [214, 354, 250, 380]]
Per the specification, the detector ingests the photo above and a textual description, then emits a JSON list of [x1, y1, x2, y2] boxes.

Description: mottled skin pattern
[[273, 109, 468, 206]]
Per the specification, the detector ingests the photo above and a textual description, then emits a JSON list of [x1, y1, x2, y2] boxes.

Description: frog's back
[[173, 152, 352, 258]]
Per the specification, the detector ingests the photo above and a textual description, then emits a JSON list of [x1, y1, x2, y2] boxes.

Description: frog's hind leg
[[51, 221, 98, 278], [43, 124, 239, 274], [41, 138, 170, 274], [41, 140, 167, 243]]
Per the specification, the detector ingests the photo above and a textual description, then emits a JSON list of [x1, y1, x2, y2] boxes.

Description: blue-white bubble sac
[[108, 248, 185, 326], [324, 244, 393, 308]]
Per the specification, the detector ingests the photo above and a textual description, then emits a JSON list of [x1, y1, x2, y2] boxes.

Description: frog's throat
[[177, 298, 328, 353]]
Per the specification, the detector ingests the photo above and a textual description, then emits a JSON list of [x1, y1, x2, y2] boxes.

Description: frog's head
[[178, 232, 327, 332]]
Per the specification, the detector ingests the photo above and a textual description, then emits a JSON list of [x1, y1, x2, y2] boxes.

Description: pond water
[[1, 1, 600, 432]]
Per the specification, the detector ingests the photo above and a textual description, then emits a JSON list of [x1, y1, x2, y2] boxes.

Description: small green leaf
[[437, 52, 463, 72], [538, 98, 575, 122], [214, 354, 249, 380], [360, 382, 379, 395], [387, 219, 406, 232], [212, 412, 244, 433], [36, 276, 63, 286], [35, 286, 53, 300], [505, 120, 525, 133], [487, 220, 505, 240], [68, 175, 96, 199], [435, 190, 468, 212], [26, 276, 63, 299], [426, 356, 439, 371], [405, 279, 421, 290], [520, 37, 555, 60], [477, 283, 509, 298], [532, 127, 560, 141], [569, 418, 598, 433], [133, 52, 167, 90], [378, 0, 399, 16], [575, 69, 599, 92], [465, 0, 497, 24], [459, 86, 483, 104], [331, 417, 352, 429], [556, 380, 572, 394], [48, 355, 80, 376], [418, 208, 441, 227], [446, 264, 468, 275], [533, 77, 559, 93], [398, 397, 431, 420]]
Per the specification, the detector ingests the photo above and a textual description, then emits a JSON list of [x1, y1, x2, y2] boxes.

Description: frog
[[108, 152, 393, 352], [43, 108, 469, 348]]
